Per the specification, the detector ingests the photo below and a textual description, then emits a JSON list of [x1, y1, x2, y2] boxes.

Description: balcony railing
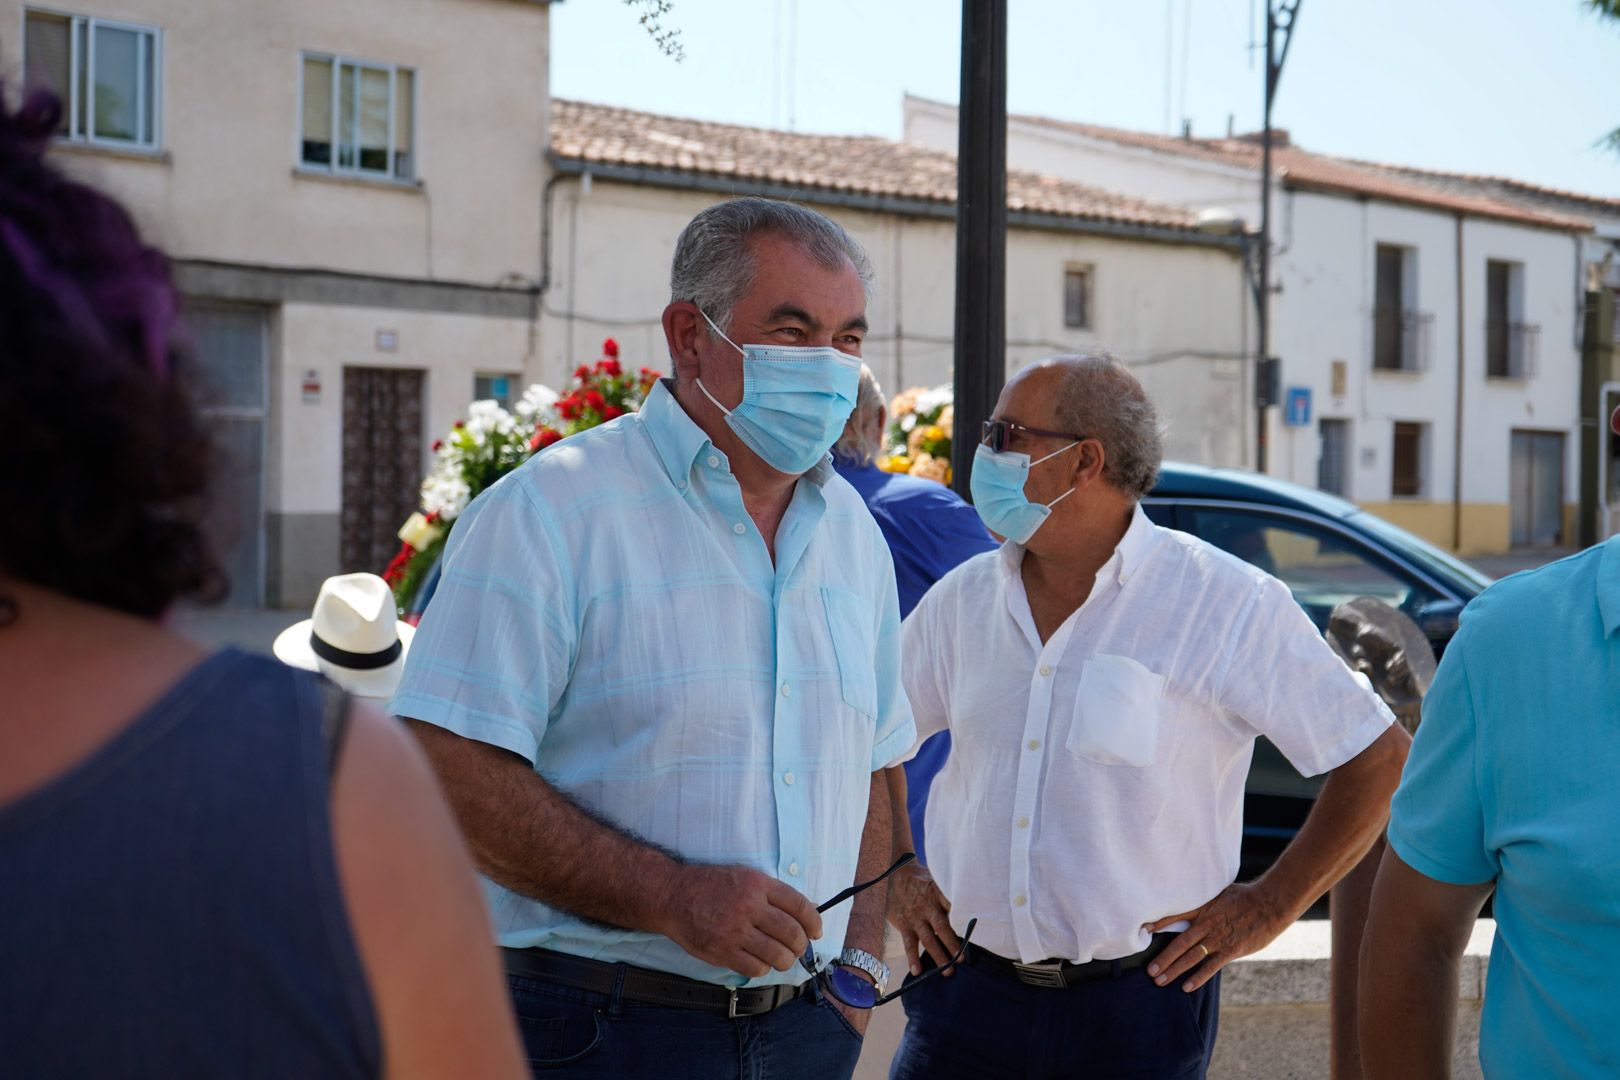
[[1372, 308, 1434, 373], [1486, 319, 1540, 380]]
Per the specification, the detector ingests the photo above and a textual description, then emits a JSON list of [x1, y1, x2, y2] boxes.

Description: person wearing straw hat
[[274, 573, 416, 702]]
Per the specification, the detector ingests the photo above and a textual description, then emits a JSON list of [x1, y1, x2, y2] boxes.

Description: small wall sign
[[301, 369, 322, 404], [375, 329, 399, 352]]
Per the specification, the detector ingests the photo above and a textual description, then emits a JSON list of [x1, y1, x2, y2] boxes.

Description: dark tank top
[[0, 649, 381, 1078]]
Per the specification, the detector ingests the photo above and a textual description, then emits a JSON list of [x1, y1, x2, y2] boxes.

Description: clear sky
[[552, 0, 1620, 198]]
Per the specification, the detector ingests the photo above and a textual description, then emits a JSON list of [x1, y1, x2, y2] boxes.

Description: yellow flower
[[923, 425, 947, 443], [397, 511, 445, 550], [909, 453, 950, 485]]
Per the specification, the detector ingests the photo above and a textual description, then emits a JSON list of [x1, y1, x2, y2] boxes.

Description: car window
[[1185, 508, 1442, 630], [1140, 499, 1175, 529]]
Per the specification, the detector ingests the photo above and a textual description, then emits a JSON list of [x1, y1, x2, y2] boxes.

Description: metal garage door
[[1510, 430, 1565, 547]]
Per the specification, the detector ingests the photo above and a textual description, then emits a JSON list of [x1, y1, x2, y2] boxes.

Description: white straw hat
[[273, 573, 415, 702]]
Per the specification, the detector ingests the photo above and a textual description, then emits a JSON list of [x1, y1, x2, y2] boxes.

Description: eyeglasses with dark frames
[[980, 418, 1088, 454], [797, 852, 978, 1010]]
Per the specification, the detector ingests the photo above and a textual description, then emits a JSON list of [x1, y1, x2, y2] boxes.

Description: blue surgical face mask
[[969, 440, 1078, 544], [694, 308, 862, 475]]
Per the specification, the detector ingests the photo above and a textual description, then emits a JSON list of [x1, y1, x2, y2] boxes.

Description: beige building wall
[[539, 178, 1251, 472], [1, 0, 550, 284], [2, 0, 553, 605]]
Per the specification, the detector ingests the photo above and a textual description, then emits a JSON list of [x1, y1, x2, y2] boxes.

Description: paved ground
[[1467, 546, 1577, 580]]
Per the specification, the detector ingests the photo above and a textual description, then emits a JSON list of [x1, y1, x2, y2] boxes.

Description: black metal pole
[[1257, 4, 1275, 476], [1256, 1, 1302, 477], [951, 0, 1008, 500]]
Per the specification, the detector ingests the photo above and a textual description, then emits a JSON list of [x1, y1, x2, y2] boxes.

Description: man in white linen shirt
[[885, 353, 1410, 1080], [394, 198, 915, 1079]]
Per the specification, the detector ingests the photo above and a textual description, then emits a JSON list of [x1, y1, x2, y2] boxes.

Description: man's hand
[[656, 864, 822, 979], [887, 862, 961, 977], [1144, 881, 1291, 992]]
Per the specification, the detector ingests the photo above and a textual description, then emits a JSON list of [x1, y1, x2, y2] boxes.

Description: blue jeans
[[889, 956, 1220, 1080], [507, 973, 864, 1078]]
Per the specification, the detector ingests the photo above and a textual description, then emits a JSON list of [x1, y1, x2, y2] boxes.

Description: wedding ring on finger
[[1197, 943, 1210, 960]]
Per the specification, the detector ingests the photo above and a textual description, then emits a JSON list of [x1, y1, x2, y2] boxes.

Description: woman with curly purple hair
[[0, 88, 524, 1078]]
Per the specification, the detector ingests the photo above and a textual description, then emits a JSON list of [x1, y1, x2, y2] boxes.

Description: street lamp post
[[950, 0, 1008, 500], [1256, 0, 1302, 475]]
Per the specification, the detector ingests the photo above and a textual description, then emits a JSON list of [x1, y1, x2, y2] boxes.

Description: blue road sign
[[1285, 387, 1311, 427]]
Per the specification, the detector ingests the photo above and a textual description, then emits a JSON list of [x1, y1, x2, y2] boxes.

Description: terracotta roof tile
[[551, 99, 1207, 234], [1008, 112, 1594, 232]]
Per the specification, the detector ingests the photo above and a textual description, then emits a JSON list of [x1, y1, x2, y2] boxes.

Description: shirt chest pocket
[[822, 586, 878, 720], [1065, 654, 1165, 767]]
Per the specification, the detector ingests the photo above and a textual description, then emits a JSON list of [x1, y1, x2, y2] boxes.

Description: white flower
[[514, 382, 560, 422], [899, 413, 917, 433], [914, 385, 953, 417], [465, 399, 517, 438], [420, 473, 472, 522]]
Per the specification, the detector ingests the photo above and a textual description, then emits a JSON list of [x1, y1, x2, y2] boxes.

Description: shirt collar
[[637, 378, 836, 490], [996, 502, 1158, 584], [639, 379, 712, 491], [1599, 536, 1620, 638]]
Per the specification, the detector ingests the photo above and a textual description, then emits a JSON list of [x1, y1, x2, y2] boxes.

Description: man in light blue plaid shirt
[[393, 198, 914, 1078]]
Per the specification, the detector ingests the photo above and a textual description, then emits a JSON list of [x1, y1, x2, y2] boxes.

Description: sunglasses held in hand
[[798, 852, 977, 1009]]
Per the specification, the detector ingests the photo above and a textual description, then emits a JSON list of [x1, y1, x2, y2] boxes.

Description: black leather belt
[[968, 934, 1178, 989], [502, 947, 812, 1018]]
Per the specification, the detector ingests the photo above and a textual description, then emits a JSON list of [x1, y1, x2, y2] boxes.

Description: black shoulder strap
[[316, 677, 353, 780]]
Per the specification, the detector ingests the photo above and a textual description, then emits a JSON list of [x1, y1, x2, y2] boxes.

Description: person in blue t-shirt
[[1359, 408, 1620, 1080], [832, 367, 997, 866]]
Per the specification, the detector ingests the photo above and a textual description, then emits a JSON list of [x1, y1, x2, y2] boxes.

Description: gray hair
[[1048, 351, 1164, 499], [833, 364, 885, 466], [669, 197, 873, 345]]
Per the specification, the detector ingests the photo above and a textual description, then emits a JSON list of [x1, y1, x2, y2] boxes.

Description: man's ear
[[1073, 438, 1107, 489], [662, 303, 703, 382]]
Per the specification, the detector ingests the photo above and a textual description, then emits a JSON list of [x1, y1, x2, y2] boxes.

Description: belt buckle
[[1012, 960, 1069, 989], [727, 987, 742, 1018]]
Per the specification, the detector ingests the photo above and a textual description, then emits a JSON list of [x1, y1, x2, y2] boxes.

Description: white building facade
[[541, 100, 1253, 479], [906, 96, 1596, 556]]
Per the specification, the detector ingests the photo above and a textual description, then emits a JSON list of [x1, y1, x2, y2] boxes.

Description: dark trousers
[[889, 955, 1220, 1080], [507, 972, 864, 1078]]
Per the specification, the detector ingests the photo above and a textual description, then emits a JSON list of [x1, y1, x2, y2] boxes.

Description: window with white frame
[[300, 53, 415, 180], [1063, 266, 1092, 330], [23, 9, 160, 150]]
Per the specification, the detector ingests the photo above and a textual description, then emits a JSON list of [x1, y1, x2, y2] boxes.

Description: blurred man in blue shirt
[[832, 367, 996, 865], [1360, 409, 1620, 1080]]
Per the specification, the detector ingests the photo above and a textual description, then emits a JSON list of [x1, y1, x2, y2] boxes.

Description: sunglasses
[[798, 852, 977, 1009], [980, 418, 1088, 454]]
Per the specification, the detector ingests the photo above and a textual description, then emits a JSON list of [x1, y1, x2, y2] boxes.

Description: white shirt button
[[1017, 817, 1030, 829], [1014, 895, 1027, 907], [1027, 739, 1041, 751], [707, 455, 720, 468], [788, 861, 800, 876], [1039, 665, 1053, 677], [733, 522, 746, 535], [781, 682, 791, 698], [783, 771, 796, 786]]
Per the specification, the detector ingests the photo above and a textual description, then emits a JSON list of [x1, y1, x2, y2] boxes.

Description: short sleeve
[[1216, 575, 1394, 777], [868, 547, 918, 770], [1387, 638, 1496, 886], [388, 477, 577, 765], [897, 591, 951, 761]]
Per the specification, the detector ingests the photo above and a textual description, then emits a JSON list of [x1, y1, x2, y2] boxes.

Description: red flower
[[597, 358, 623, 377], [530, 427, 563, 451], [382, 541, 415, 585], [452, 420, 464, 430], [424, 511, 440, 524], [602, 337, 620, 359], [574, 364, 591, 381], [431, 439, 444, 452], [602, 404, 625, 421], [585, 389, 607, 413]]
